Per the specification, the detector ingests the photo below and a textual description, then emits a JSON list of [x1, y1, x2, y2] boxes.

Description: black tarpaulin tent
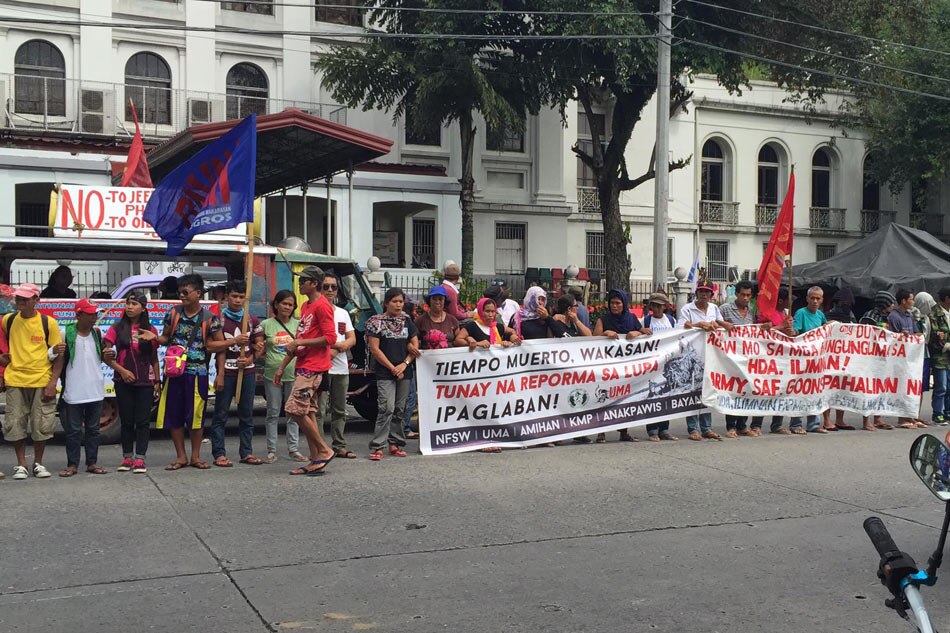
[[788, 223, 950, 298]]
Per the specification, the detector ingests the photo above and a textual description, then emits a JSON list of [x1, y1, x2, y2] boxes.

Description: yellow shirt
[[3, 313, 62, 388]]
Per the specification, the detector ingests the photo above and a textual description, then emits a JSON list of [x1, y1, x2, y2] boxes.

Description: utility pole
[[652, 0, 672, 290]]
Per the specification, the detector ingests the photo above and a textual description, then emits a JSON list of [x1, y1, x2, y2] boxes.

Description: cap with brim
[[647, 292, 671, 306], [426, 286, 449, 300], [295, 265, 324, 280], [13, 283, 40, 299], [75, 298, 99, 314], [695, 284, 715, 293]]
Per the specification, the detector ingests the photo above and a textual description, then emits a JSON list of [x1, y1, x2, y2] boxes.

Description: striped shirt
[[720, 302, 757, 325]]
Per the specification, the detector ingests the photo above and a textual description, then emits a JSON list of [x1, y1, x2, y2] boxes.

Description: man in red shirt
[[441, 262, 471, 321], [275, 266, 338, 475]]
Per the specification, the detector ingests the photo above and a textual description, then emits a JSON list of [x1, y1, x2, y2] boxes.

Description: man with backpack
[[58, 298, 108, 477], [0, 283, 64, 480], [156, 274, 227, 471], [642, 292, 679, 441]]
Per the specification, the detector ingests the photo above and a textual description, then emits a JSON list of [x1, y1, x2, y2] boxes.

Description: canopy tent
[[789, 223, 950, 298], [130, 108, 393, 196]]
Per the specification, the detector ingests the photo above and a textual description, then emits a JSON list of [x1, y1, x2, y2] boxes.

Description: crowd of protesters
[[0, 261, 941, 480]]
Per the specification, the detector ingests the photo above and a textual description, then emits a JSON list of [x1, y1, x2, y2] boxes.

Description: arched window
[[862, 154, 880, 211], [701, 140, 725, 202], [125, 52, 171, 125], [757, 144, 781, 206], [14, 40, 66, 116], [811, 148, 832, 208], [226, 63, 268, 120]]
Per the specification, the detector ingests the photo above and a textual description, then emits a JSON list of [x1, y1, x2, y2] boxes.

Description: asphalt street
[[1, 412, 949, 633]]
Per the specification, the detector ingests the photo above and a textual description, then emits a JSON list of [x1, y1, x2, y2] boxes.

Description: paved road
[[1, 413, 949, 633]]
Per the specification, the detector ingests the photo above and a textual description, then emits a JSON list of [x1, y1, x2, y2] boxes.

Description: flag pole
[[234, 220, 254, 401]]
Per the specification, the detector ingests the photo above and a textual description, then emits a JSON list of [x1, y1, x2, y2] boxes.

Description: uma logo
[[568, 389, 589, 409]]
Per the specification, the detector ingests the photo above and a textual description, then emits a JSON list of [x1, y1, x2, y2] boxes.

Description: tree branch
[[618, 155, 692, 191]]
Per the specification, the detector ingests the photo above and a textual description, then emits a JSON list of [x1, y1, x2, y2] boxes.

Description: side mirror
[[909, 434, 950, 501]]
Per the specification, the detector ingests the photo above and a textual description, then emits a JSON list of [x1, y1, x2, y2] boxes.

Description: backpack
[[644, 313, 675, 328], [164, 307, 212, 378], [2, 312, 51, 347]]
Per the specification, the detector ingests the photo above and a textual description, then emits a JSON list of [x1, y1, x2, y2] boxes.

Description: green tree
[[518, 0, 883, 290], [315, 1, 542, 275]]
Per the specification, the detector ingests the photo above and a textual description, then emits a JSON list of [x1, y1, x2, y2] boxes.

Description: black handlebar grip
[[864, 516, 901, 560]]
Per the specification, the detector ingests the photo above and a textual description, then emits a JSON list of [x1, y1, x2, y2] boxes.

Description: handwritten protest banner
[[702, 323, 925, 417], [417, 329, 706, 455]]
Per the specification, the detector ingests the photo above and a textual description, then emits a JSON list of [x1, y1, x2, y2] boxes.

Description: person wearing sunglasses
[[317, 272, 357, 459]]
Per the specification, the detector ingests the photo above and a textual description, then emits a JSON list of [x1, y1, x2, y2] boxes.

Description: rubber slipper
[[335, 450, 357, 459], [835, 424, 856, 430], [406, 431, 420, 439], [59, 467, 78, 477], [190, 460, 211, 470], [369, 451, 383, 461], [618, 434, 639, 442], [239, 456, 263, 465], [808, 428, 828, 434], [213, 457, 233, 467], [305, 454, 335, 476], [86, 465, 108, 474], [875, 423, 894, 430], [165, 461, 187, 471], [823, 426, 839, 431]]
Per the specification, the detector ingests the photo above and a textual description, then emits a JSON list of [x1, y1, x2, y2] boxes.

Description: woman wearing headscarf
[[510, 286, 552, 340], [550, 295, 592, 338], [455, 298, 521, 349], [593, 289, 648, 442]]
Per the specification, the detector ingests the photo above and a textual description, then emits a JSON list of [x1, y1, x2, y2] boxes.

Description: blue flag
[[144, 114, 257, 255]]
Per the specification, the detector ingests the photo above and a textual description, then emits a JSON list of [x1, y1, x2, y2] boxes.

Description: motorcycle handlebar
[[864, 516, 901, 561]]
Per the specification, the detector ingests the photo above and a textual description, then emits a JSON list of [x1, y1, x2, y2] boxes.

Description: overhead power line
[[193, 0, 654, 17], [682, 0, 950, 60]]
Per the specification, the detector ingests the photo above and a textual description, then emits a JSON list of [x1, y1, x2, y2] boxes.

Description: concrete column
[[79, 0, 113, 83], [185, 0, 216, 95], [533, 107, 566, 204], [281, 1, 311, 103]]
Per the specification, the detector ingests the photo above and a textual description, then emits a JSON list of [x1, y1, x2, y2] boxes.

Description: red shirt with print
[[294, 294, 337, 373]]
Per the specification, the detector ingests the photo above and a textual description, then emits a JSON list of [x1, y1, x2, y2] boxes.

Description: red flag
[[121, 99, 153, 188], [757, 172, 795, 324]]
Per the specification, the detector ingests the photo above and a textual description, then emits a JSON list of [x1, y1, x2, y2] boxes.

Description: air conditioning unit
[[741, 269, 758, 281], [79, 89, 114, 134], [187, 98, 224, 126]]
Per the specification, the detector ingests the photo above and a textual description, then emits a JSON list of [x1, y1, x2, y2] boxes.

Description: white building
[[0, 0, 937, 294]]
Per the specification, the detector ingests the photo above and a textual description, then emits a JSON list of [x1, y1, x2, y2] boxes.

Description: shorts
[[2, 387, 58, 442], [157, 373, 209, 431], [284, 371, 328, 417]]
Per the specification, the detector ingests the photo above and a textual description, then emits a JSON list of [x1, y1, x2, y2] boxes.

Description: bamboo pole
[[234, 221, 254, 401]]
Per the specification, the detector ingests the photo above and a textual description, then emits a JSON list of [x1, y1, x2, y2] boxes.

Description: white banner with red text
[[417, 329, 706, 455], [702, 323, 925, 418]]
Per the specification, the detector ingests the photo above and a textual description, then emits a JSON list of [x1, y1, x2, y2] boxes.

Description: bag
[[164, 307, 208, 379], [2, 312, 51, 346]]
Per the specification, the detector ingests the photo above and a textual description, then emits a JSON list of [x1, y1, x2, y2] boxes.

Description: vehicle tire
[[350, 384, 378, 422], [98, 397, 122, 444]]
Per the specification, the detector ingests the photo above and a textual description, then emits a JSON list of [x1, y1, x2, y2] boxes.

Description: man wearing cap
[[719, 281, 759, 438], [642, 292, 679, 441], [677, 276, 732, 441], [441, 262, 471, 321], [59, 298, 108, 476], [275, 266, 338, 475], [0, 283, 64, 480]]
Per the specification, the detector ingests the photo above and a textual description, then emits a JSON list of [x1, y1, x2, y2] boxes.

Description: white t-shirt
[[676, 302, 723, 327], [645, 313, 675, 332], [498, 298, 519, 327], [63, 332, 105, 404], [330, 306, 355, 375]]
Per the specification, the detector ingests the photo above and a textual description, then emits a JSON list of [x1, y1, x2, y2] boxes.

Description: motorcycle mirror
[[909, 434, 950, 501]]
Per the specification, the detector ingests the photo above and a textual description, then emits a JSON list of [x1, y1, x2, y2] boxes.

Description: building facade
[[0, 0, 939, 293]]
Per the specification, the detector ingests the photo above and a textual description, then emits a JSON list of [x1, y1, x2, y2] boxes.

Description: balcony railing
[[699, 200, 739, 225], [861, 209, 896, 234], [755, 204, 779, 227], [809, 207, 846, 231], [910, 212, 944, 235], [577, 186, 600, 213], [0, 72, 349, 139]]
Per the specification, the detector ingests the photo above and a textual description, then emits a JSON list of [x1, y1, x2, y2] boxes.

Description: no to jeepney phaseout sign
[[416, 329, 706, 455], [702, 323, 925, 418]]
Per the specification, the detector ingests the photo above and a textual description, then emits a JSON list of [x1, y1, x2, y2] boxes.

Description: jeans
[[762, 416, 785, 432], [789, 415, 819, 431], [371, 377, 410, 451], [318, 373, 350, 452], [403, 373, 417, 433], [264, 380, 299, 454], [61, 400, 104, 467], [115, 383, 152, 459], [686, 412, 712, 434], [646, 421, 669, 436], [725, 415, 748, 431], [933, 367, 948, 419], [211, 372, 256, 459]]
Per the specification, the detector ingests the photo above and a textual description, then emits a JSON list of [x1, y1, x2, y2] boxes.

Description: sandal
[[479, 447, 502, 453], [58, 466, 78, 478], [702, 431, 722, 441], [659, 432, 679, 441], [406, 431, 420, 439], [388, 444, 408, 457], [165, 461, 188, 471], [213, 457, 233, 468], [86, 465, 108, 474], [595, 433, 606, 444], [809, 428, 828, 434], [647, 435, 660, 442], [688, 432, 702, 441], [915, 421, 929, 428], [899, 422, 917, 429], [791, 428, 807, 435], [726, 430, 738, 438], [835, 423, 856, 430], [863, 424, 877, 432], [334, 449, 358, 459], [618, 433, 639, 443], [771, 428, 791, 435], [369, 450, 383, 461], [737, 429, 753, 437], [240, 456, 263, 465], [875, 422, 894, 430], [190, 460, 211, 470], [289, 452, 309, 463]]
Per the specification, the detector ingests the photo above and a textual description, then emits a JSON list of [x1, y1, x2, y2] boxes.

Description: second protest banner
[[417, 329, 706, 455], [702, 323, 925, 417]]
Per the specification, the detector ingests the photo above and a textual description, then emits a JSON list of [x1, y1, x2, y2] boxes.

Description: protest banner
[[417, 329, 706, 455], [702, 323, 925, 417]]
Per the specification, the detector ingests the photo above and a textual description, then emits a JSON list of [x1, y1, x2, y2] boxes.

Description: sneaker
[[117, 458, 134, 472], [132, 459, 147, 474], [12, 465, 28, 480], [32, 463, 51, 479], [934, 415, 948, 426]]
